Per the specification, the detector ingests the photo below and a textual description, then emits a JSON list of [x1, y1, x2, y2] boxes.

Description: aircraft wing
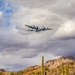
[[27, 29, 34, 31], [25, 25, 32, 28], [47, 28, 52, 30], [37, 28, 52, 31]]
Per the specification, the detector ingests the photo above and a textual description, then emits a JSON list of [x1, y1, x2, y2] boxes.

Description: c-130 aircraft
[[25, 25, 52, 32]]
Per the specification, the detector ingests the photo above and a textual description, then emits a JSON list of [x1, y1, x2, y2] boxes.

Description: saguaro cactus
[[42, 56, 44, 75], [62, 63, 65, 75], [66, 63, 69, 75]]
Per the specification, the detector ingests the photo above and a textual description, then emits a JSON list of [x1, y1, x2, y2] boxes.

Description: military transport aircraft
[[25, 25, 52, 32]]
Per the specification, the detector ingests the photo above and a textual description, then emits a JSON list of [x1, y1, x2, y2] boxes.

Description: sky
[[0, 0, 75, 72]]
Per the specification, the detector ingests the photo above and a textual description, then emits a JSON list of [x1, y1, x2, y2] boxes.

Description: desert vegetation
[[0, 56, 75, 75]]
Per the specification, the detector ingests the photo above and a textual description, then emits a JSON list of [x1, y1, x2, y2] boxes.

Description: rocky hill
[[45, 56, 75, 69], [21, 56, 75, 75], [0, 56, 75, 75], [25, 56, 75, 70], [0, 69, 5, 72], [27, 65, 40, 70]]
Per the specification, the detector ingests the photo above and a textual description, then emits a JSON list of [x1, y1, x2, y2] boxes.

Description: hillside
[[45, 56, 75, 69], [21, 56, 75, 75], [0, 56, 75, 75]]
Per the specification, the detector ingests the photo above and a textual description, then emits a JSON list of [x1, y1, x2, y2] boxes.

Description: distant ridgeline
[[0, 69, 5, 72], [0, 56, 75, 75]]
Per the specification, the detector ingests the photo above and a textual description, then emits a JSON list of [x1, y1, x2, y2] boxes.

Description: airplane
[[25, 25, 52, 32]]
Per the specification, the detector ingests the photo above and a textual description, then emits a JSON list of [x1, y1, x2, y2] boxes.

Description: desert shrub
[[10, 72, 15, 75], [36, 71, 41, 75], [0, 72, 2, 75], [45, 67, 49, 72], [70, 62, 74, 66]]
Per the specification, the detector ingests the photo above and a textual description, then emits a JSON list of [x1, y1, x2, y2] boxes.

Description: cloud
[[53, 19, 75, 40], [0, 8, 4, 28], [5, 0, 58, 9], [49, 39, 75, 57], [50, 0, 75, 19], [0, 0, 75, 72], [0, 11, 4, 27], [0, 11, 3, 18]]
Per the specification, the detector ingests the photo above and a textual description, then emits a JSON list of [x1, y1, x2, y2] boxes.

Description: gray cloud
[[50, 40, 75, 57], [6, 0, 58, 9], [0, 11, 4, 28], [53, 19, 75, 40], [49, 0, 75, 19], [0, 0, 75, 71]]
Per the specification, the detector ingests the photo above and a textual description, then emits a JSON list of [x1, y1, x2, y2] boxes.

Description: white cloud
[[53, 19, 75, 40], [0, 11, 3, 18], [0, 11, 4, 28], [0, 0, 75, 71]]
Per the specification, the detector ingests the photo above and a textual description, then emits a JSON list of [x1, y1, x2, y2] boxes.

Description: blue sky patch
[[0, 0, 13, 28]]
